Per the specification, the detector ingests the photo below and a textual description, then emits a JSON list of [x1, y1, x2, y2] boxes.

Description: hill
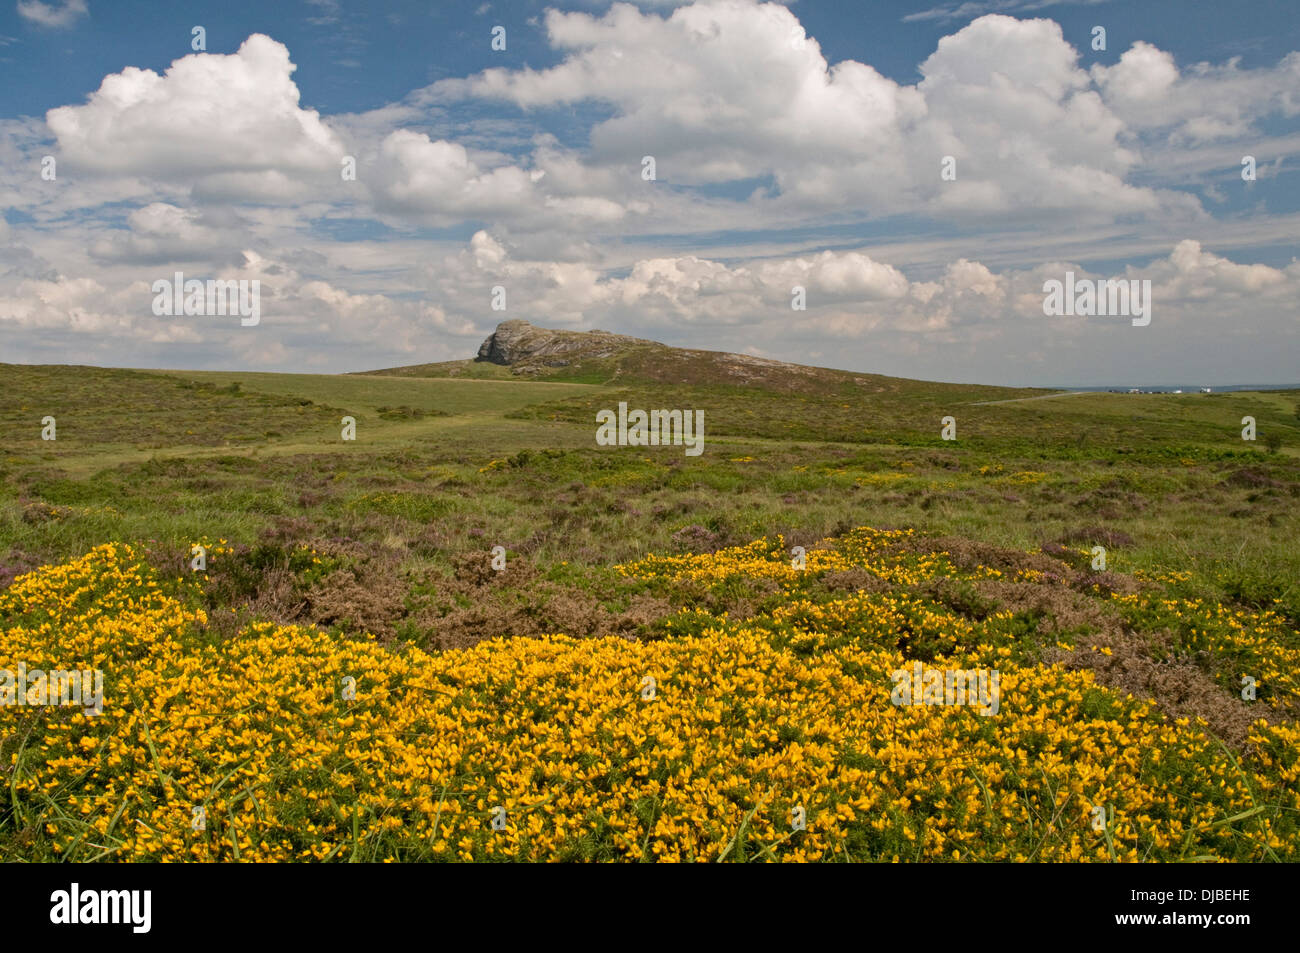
[[359, 321, 1300, 453], [361, 319, 1044, 398]]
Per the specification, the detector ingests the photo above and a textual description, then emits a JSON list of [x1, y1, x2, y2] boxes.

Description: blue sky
[[1, 0, 1297, 385], [8, 1, 1299, 116]]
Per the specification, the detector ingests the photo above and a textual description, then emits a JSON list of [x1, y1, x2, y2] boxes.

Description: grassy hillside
[[161, 369, 598, 416], [1, 352, 1298, 861]]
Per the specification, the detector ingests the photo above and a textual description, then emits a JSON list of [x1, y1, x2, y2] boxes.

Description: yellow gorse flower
[[0, 535, 1295, 862]]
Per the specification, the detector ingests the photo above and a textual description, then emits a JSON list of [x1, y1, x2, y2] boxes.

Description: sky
[[0, 0, 1297, 386]]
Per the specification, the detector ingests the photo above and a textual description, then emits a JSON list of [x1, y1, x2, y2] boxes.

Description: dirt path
[[968, 391, 1089, 405]]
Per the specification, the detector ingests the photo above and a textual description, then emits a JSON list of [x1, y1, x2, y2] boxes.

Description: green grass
[[156, 369, 598, 416], [2, 359, 1297, 624], [2, 355, 1298, 863]]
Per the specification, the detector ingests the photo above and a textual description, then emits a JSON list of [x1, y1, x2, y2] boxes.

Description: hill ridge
[[363, 319, 1020, 397]]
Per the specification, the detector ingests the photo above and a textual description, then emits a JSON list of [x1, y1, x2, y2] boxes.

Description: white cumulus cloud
[[17, 0, 87, 29]]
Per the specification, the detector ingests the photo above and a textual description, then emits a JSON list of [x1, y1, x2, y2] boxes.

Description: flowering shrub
[[0, 536, 1295, 862]]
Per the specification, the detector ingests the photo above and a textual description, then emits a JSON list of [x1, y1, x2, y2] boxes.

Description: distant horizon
[[7, 355, 1296, 395], [1049, 383, 1300, 392]]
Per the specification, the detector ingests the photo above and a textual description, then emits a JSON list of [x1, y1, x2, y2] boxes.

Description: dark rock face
[[474, 320, 653, 367], [476, 320, 534, 364]]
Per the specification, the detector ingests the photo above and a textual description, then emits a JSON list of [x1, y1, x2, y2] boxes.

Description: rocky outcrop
[[475, 320, 654, 367]]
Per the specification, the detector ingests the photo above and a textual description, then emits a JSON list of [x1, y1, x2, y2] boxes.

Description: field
[[1, 353, 1298, 861]]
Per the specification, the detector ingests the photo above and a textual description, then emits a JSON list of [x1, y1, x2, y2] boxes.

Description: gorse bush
[[1, 531, 1296, 862]]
